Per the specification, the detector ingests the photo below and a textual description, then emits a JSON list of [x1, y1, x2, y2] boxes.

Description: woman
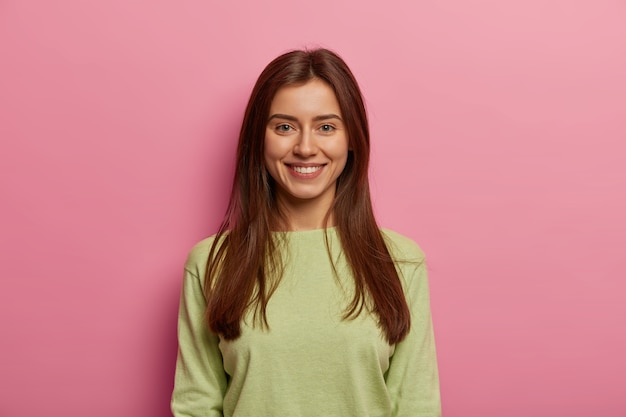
[[172, 48, 441, 417]]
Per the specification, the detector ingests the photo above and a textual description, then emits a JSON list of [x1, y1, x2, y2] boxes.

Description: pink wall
[[1, 0, 625, 415]]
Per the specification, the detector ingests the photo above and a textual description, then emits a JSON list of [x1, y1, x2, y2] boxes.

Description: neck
[[275, 194, 335, 231]]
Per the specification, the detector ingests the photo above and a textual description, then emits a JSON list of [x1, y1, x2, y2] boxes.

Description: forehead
[[269, 79, 342, 116]]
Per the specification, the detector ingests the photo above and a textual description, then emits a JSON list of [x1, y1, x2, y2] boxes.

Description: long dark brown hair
[[205, 48, 410, 344]]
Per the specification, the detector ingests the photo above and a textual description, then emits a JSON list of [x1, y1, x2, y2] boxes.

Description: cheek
[[335, 137, 350, 174], [331, 137, 350, 162], [263, 137, 283, 179], [262, 141, 275, 167], [263, 135, 286, 161]]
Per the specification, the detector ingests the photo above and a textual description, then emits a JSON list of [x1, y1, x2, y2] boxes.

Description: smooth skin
[[264, 79, 349, 231]]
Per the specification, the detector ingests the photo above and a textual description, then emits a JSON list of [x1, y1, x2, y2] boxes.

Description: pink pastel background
[[1, 0, 625, 416]]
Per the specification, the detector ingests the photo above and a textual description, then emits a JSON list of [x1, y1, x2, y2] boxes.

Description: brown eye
[[320, 124, 335, 133]]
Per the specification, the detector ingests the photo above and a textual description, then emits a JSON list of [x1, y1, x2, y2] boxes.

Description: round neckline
[[272, 226, 337, 234], [272, 227, 338, 244]]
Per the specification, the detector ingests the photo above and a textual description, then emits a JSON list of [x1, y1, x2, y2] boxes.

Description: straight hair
[[205, 48, 410, 344]]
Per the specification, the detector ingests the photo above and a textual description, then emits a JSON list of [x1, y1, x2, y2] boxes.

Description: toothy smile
[[290, 165, 323, 174]]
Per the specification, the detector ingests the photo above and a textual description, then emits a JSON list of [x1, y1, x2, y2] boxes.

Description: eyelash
[[273, 123, 336, 133], [276, 124, 293, 132]]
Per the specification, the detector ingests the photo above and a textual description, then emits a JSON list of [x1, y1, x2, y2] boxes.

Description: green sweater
[[171, 228, 441, 417]]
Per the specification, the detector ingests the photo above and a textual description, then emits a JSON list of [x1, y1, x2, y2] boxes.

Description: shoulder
[[184, 234, 221, 277], [380, 228, 426, 264], [380, 229, 429, 292]]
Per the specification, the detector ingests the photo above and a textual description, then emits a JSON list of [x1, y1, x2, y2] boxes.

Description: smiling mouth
[[289, 165, 324, 174]]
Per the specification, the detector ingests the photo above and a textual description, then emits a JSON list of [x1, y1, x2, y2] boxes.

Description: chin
[[283, 188, 329, 202], [288, 192, 323, 201]]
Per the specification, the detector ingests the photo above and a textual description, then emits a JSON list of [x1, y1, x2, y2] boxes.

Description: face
[[264, 79, 349, 211]]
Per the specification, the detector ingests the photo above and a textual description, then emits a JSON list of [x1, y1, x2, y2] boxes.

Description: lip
[[286, 163, 326, 179]]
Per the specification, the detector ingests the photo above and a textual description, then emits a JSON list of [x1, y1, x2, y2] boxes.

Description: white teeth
[[292, 165, 322, 174]]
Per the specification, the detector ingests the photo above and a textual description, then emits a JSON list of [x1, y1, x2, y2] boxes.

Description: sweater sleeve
[[171, 265, 227, 417], [385, 258, 441, 417]]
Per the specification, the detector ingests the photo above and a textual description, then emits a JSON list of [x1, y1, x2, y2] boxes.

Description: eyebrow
[[268, 113, 343, 123]]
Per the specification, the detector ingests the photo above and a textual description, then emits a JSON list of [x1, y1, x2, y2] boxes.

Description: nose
[[293, 129, 318, 157]]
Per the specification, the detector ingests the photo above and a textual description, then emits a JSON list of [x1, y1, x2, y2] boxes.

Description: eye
[[275, 124, 293, 133], [319, 124, 335, 133]]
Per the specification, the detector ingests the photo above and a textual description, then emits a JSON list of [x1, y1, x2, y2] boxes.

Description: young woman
[[172, 48, 441, 417]]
